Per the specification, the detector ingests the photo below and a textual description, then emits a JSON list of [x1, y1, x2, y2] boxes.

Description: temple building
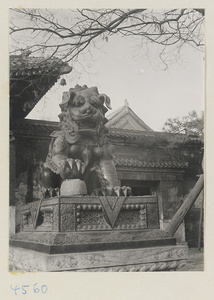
[[9, 54, 203, 248], [106, 99, 153, 131]]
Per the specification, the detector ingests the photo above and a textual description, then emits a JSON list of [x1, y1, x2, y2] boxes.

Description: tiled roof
[[114, 157, 188, 169], [11, 119, 202, 146], [10, 55, 72, 119], [106, 102, 153, 131], [10, 55, 72, 79], [109, 128, 202, 145]]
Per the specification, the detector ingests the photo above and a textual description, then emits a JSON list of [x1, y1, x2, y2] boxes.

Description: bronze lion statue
[[43, 85, 119, 196]]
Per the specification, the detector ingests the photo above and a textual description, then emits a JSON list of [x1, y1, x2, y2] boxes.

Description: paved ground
[[178, 247, 204, 271]]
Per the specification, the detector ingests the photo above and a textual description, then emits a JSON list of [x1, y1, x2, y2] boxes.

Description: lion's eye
[[90, 97, 100, 108], [73, 96, 85, 107]]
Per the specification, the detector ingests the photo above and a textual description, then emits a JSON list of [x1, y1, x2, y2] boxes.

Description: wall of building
[[12, 134, 51, 205]]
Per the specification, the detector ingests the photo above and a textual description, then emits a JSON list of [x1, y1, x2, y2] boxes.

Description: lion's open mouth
[[75, 119, 99, 131]]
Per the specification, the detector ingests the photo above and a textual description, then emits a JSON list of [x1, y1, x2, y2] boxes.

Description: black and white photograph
[[8, 8, 205, 274]]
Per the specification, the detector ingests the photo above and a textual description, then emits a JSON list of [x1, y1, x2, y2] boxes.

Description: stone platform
[[9, 195, 188, 272], [9, 243, 188, 272]]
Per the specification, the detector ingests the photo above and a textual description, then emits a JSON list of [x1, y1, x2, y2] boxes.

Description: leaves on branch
[[162, 110, 204, 137]]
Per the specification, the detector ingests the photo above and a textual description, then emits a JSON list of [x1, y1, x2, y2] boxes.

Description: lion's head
[[58, 85, 111, 143]]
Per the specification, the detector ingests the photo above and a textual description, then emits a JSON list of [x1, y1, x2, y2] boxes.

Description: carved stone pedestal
[[9, 195, 189, 272], [9, 243, 188, 272]]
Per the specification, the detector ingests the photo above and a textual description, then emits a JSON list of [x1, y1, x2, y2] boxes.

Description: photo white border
[[1, 1, 213, 299]]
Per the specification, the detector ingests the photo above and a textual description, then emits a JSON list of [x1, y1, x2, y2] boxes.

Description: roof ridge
[[106, 103, 153, 131], [106, 105, 127, 122]]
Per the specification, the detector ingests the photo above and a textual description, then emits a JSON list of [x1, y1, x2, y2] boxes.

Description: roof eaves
[[10, 55, 72, 79], [114, 157, 189, 169], [106, 105, 153, 131]]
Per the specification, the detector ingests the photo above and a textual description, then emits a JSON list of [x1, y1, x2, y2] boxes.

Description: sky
[[26, 18, 204, 132]]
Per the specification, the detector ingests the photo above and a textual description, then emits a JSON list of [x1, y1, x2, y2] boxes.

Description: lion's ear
[[68, 91, 76, 105], [99, 94, 112, 110], [60, 92, 70, 107], [60, 91, 76, 108]]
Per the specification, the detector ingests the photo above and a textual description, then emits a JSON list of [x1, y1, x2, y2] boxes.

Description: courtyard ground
[[178, 247, 204, 271]]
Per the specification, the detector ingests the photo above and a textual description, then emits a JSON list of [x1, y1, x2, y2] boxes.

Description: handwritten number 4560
[[10, 283, 47, 295]]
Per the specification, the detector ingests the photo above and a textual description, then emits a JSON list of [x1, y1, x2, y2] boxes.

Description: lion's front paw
[[67, 158, 86, 175], [58, 158, 86, 180]]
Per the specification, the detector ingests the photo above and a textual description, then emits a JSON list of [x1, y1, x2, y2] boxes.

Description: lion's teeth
[[81, 162, 86, 174], [75, 159, 81, 171], [67, 158, 74, 169]]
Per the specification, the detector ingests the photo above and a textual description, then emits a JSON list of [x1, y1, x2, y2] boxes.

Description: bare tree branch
[[9, 8, 204, 67]]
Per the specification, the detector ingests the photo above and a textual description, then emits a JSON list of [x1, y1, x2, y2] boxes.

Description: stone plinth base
[[9, 244, 188, 272], [10, 195, 188, 272], [60, 179, 87, 196]]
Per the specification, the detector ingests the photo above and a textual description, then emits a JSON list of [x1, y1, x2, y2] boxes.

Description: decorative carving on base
[[75, 260, 187, 272], [10, 227, 171, 246], [29, 200, 42, 229], [22, 213, 33, 230], [99, 196, 126, 228], [9, 244, 188, 272], [60, 204, 76, 231], [10, 232, 92, 245], [52, 205, 59, 231], [19, 196, 160, 232], [74, 201, 159, 231]]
